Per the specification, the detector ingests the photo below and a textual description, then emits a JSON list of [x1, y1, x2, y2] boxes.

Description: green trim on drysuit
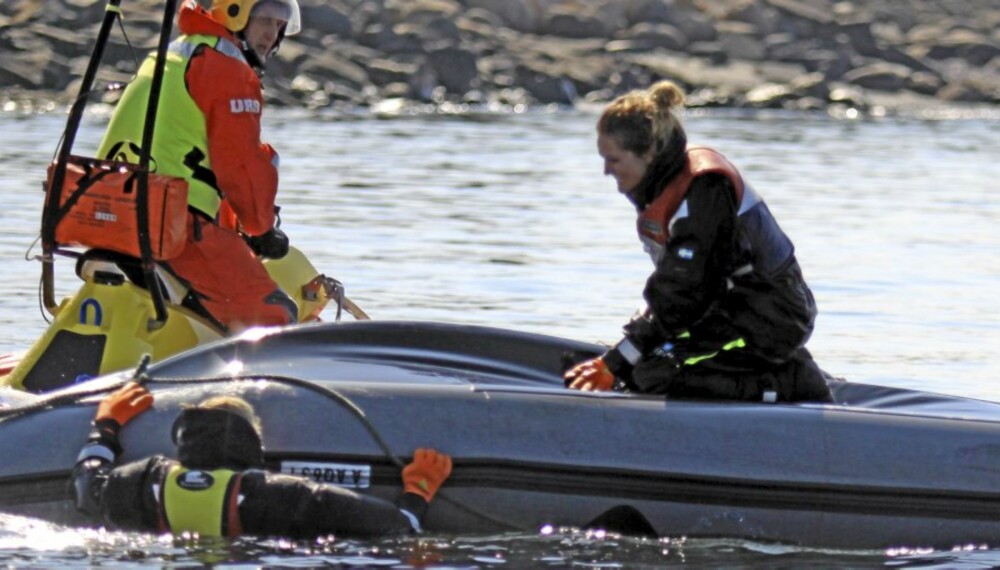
[[681, 337, 748, 366]]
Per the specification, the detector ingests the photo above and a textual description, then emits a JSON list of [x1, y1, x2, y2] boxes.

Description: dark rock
[[688, 42, 730, 66], [395, 17, 462, 46], [460, 8, 506, 30], [540, 9, 611, 39], [0, 55, 45, 89], [842, 62, 911, 92], [924, 31, 1000, 66], [463, 0, 540, 33], [358, 23, 424, 54], [789, 71, 831, 99], [299, 3, 353, 38], [427, 46, 480, 94], [836, 19, 880, 57], [624, 0, 675, 26], [2, 45, 68, 90], [864, 3, 920, 33], [28, 23, 89, 59], [764, 0, 835, 40], [5, 0, 45, 26], [66, 0, 116, 25], [937, 79, 998, 103], [514, 64, 577, 104], [666, 10, 718, 44], [814, 51, 855, 81], [614, 23, 688, 52], [717, 24, 768, 61], [322, 78, 369, 103], [1, 29, 44, 65], [765, 0, 834, 26], [878, 45, 937, 75], [626, 1, 717, 42], [298, 51, 370, 90], [907, 71, 944, 95], [727, 0, 782, 38], [366, 58, 420, 86], [765, 36, 814, 60], [41, 52, 72, 90]]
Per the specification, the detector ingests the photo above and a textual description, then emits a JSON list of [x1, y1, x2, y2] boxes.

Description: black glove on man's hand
[[245, 227, 290, 259]]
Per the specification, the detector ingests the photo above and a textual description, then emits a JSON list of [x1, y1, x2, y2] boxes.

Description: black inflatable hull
[[2, 321, 1000, 548]]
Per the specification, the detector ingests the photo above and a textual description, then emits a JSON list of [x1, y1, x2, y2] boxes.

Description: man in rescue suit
[[71, 383, 454, 538], [96, 0, 300, 331], [565, 81, 832, 403]]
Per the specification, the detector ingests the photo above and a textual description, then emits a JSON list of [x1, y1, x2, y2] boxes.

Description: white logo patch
[[230, 98, 261, 114], [177, 470, 214, 490]]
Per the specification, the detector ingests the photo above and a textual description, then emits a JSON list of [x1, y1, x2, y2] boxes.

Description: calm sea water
[[1, 105, 999, 566]]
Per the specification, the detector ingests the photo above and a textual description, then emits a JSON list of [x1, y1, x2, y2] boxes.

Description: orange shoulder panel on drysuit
[[161, 3, 294, 331], [638, 146, 745, 247], [179, 4, 278, 237]]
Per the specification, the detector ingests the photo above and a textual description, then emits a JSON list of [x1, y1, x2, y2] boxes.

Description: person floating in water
[[72, 383, 453, 538]]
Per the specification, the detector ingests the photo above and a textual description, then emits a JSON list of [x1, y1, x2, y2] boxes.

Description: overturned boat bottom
[[4, 455, 1000, 549], [3, 320, 1000, 549]]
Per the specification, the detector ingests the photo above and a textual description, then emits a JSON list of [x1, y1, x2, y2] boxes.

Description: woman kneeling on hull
[[565, 81, 832, 403]]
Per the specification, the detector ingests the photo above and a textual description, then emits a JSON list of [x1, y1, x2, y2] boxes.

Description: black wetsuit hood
[[171, 408, 265, 470]]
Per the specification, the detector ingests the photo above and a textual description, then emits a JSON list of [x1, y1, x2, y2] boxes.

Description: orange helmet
[[209, 0, 301, 35]]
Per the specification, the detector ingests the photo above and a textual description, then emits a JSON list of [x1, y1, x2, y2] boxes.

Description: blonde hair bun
[[649, 80, 685, 111]]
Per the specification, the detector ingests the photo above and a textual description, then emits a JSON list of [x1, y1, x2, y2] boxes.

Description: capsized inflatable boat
[[2, 320, 999, 549]]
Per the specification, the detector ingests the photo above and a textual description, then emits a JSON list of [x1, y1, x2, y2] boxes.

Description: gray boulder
[[843, 62, 912, 92]]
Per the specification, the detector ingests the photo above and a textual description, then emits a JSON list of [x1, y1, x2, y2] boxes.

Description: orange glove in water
[[402, 448, 453, 502], [95, 382, 154, 427], [564, 357, 615, 391]]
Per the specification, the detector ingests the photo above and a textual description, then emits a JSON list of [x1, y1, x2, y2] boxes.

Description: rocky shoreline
[[2, 0, 999, 115]]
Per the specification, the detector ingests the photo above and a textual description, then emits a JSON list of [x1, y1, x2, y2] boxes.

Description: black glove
[[245, 227, 289, 259]]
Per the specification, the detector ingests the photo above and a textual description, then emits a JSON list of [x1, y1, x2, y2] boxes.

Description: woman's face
[[597, 131, 653, 197]]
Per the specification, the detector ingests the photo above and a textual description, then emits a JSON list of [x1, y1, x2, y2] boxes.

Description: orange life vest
[[637, 146, 796, 281], [636, 146, 747, 258]]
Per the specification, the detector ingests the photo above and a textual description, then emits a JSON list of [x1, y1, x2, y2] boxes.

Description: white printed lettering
[[280, 461, 372, 489], [229, 98, 261, 114]]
